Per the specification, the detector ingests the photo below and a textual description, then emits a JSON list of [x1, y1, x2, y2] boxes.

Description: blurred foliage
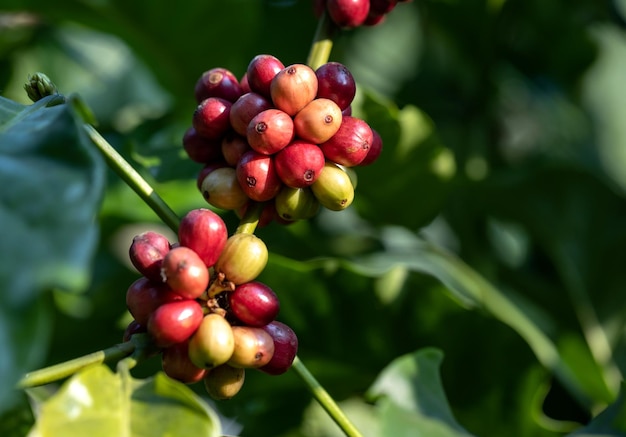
[[2, 0, 626, 436]]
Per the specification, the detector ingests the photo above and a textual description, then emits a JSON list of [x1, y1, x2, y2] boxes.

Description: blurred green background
[[2, 0, 626, 435]]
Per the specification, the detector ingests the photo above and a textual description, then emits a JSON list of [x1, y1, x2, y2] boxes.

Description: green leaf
[[28, 364, 222, 437], [367, 348, 472, 436], [569, 382, 626, 436], [0, 95, 104, 411]]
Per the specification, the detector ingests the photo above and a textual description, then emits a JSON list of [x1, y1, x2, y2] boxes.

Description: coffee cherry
[[192, 97, 232, 140], [196, 161, 228, 191], [239, 73, 251, 94], [236, 150, 283, 202], [246, 109, 295, 155], [270, 64, 318, 116], [229, 281, 280, 327], [275, 186, 320, 221], [200, 167, 249, 211], [259, 321, 298, 375], [311, 162, 355, 211], [229, 92, 274, 136], [246, 54, 285, 98], [160, 246, 209, 299], [122, 320, 146, 343], [194, 67, 243, 104], [293, 98, 342, 144], [126, 277, 182, 326], [178, 208, 228, 268], [162, 340, 207, 384], [315, 62, 356, 111], [182, 127, 223, 164], [129, 231, 171, 283], [326, 0, 371, 28], [147, 299, 204, 348], [214, 233, 268, 285], [358, 128, 383, 166], [274, 140, 326, 188], [203, 364, 245, 400], [221, 132, 252, 167], [188, 313, 235, 369], [228, 326, 275, 368], [319, 116, 373, 166]]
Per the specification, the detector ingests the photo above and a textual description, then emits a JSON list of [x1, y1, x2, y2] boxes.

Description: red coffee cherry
[[194, 67, 243, 104], [162, 340, 207, 384], [246, 109, 295, 155], [315, 62, 356, 111], [293, 98, 342, 144], [182, 127, 223, 164], [178, 208, 228, 268], [236, 150, 283, 202], [270, 64, 318, 116], [358, 128, 383, 166], [192, 97, 232, 140], [122, 320, 146, 343], [228, 326, 275, 369], [128, 231, 171, 283], [229, 92, 274, 136], [160, 246, 209, 299], [326, 0, 371, 28], [147, 299, 204, 348], [319, 116, 373, 167], [126, 277, 182, 326], [259, 321, 298, 375], [221, 132, 252, 167], [229, 281, 280, 327], [274, 140, 326, 188], [246, 54, 285, 98]]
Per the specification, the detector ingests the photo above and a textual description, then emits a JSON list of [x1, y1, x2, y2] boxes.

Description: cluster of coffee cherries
[[183, 54, 382, 226], [123, 208, 298, 400], [314, 0, 412, 28]]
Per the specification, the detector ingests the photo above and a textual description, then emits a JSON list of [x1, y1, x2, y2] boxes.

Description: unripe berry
[[274, 140, 326, 188], [236, 150, 283, 202], [228, 326, 275, 369], [246, 54, 285, 98], [200, 166, 249, 211], [319, 116, 373, 167], [214, 233, 268, 285], [275, 186, 320, 221], [160, 246, 209, 299], [203, 364, 245, 400], [188, 313, 235, 369], [246, 109, 294, 155], [270, 64, 318, 116], [293, 98, 342, 144], [311, 162, 355, 211], [194, 67, 243, 103]]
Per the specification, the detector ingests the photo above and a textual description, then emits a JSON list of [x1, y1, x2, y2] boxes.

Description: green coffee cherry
[[275, 186, 320, 221], [311, 162, 355, 211]]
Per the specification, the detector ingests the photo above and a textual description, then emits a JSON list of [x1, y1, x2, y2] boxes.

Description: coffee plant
[[2, 1, 626, 436]]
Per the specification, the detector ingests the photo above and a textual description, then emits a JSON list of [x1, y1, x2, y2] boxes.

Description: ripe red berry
[[293, 98, 343, 144], [126, 277, 182, 326], [246, 109, 294, 155], [128, 231, 171, 283], [270, 64, 318, 116], [259, 321, 298, 375], [236, 150, 283, 202], [221, 132, 252, 167], [326, 0, 370, 28], [274, 140, 326, 188], [229, 92, 274, 136], [315, 62, 357, 111], [192, 97, 232, 140], [162, 340, 207, 384], [147, 299, 204, 348], [229, 281, 280, 327], [182, 127, 223, 164], [319, 116, 373, 166], [246, 54, 285, 98], [178, 209, 228, 268], [160, 246, 209, 299], [194, 67, 243, 104], [358, 127, 383, 166]]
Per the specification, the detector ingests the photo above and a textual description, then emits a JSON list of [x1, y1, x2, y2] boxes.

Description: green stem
[[83, 124, 181, 232], [292, 357, 363, 437], [17, 341, 135, 388], [306, 11, 338, 70], [235, 202, 265, 235]]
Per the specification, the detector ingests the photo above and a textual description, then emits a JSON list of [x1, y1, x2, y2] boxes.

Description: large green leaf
[[0, 95, 104, 413], [367, 348, 473, 436], [27, 364, 221, 437]]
